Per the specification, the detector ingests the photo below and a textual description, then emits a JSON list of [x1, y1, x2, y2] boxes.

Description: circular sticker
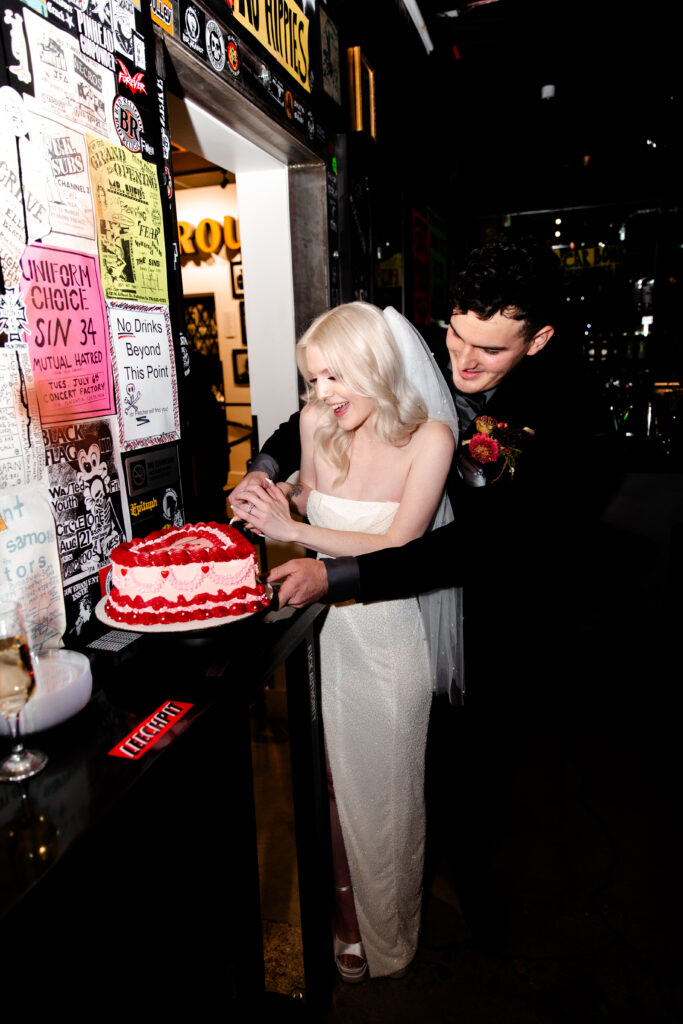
[[226, 34, 240, 77], [206, 20, 226, 72], [113, 95, 142, 152]]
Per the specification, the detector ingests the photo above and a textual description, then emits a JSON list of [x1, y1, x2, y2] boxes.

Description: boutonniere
[[463, 415, 535, 481]]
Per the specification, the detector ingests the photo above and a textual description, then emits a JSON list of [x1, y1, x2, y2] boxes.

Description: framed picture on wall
[[232, 348, 249, 387], [231, 259, 244, 298], [183, 294, 219, 358], [239, 300, 247, 345]]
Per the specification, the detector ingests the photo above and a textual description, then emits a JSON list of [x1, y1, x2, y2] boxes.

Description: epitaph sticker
[[123, 442, 184, 530], [88, 135, 168, 304], [19, 244, 115, 423], [23, 8, 116, 140], [109, 700, 193, 759], [107, 300, 180, 450]]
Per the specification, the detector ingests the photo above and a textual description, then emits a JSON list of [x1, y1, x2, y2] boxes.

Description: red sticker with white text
[[109, 700, 193, 759]]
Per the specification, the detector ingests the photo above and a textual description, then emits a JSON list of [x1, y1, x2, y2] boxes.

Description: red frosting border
[[104, 585, 270, 622], [108, 585, 266, 610], [111, 522, 257, 567]]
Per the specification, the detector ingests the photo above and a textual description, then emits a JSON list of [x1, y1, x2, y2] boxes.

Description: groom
[[230, 236, 580, 617]]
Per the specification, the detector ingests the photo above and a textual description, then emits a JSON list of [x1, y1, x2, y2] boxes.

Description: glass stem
[[5, 712, 24, 757]]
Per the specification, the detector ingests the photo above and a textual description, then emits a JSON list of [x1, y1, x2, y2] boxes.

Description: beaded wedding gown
[[308, 489, 433, 978]]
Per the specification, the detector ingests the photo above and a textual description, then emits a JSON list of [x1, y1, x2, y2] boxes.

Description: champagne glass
[[0, 600, 47, 782]]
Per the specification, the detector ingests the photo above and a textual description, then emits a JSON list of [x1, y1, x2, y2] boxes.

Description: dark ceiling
[[344, 0, 681, 216]]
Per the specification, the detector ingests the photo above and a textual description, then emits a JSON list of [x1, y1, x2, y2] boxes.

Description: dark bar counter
[[0, 602, 332, 1017]]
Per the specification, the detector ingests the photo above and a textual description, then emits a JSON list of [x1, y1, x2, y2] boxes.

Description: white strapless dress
[[308, 490, 433, 978]]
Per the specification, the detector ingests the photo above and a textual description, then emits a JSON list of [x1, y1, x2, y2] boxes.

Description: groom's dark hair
[[452, 237, 562, 342]]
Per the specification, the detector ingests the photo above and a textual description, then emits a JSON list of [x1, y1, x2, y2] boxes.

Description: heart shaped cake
[[105, 522, 269, 625]]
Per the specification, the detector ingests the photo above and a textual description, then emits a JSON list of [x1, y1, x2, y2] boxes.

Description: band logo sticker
[[2, 9, 33, 87], [113, 94, 142, 151], [76, 0, 116, 72], [268, 74, 285, 107], [226, 32, 239, 77], [113, 0, 146, 69], [109, 700, 193, 759], [180, 2, 203, 55], [292, 95, 305, 128], [117, 58, 146, 94], [150, 0, 173, 35], [205, 19, 225, 72]]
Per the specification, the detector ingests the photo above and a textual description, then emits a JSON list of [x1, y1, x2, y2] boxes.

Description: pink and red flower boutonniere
[[464, 415, 535, 481]]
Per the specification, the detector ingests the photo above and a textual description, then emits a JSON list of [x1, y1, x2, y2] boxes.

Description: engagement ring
[[247, 502, 255, 514]]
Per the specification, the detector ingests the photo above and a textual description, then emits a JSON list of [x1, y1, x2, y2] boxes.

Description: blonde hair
[[296, 302, 428, 481]]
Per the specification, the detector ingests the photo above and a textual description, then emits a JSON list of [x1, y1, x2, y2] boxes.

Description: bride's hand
[[228, 471, 271, 522], [232, 479, 297, 542]]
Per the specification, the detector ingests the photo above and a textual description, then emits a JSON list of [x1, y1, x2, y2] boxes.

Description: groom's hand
[[266, 558, 328, 608]]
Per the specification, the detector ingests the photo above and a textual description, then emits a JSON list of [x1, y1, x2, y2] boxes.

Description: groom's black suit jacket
[[258, 346, 584, 615]]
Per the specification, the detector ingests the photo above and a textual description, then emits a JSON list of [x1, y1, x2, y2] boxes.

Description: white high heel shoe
[[334, 935, 368, 984]]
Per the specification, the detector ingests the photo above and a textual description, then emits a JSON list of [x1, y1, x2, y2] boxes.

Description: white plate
[[94, 586, 273, 634], [0, 649, 93, 736]]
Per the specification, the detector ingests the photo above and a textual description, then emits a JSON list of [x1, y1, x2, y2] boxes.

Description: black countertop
[[0, 602, 329, 1016]]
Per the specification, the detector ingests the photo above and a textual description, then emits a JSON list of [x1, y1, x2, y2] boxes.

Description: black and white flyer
[[43, 414, 131, 582], [23, 7, 116, 142]]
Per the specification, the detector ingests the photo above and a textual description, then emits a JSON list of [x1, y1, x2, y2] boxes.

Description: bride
[[232, 302, 459, 981]]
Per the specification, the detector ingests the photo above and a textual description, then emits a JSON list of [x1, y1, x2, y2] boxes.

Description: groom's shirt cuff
[[323, 556, 360, 603], [247, 453, 279, 478]]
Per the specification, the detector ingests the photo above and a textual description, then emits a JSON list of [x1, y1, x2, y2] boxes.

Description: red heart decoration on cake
[[121, 569, 127, 576], [161, 570, 169, 578], [202, 565, 210, 573]]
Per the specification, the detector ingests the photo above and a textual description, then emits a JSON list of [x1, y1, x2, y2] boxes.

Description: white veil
[[383, 307, 464, 703]]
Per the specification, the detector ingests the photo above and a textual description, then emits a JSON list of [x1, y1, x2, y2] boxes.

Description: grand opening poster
[[88, 136, 168, 305]]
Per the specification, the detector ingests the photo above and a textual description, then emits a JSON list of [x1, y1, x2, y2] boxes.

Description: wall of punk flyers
[[0, 0, 338, 647], [0, 0, 185, 647]]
